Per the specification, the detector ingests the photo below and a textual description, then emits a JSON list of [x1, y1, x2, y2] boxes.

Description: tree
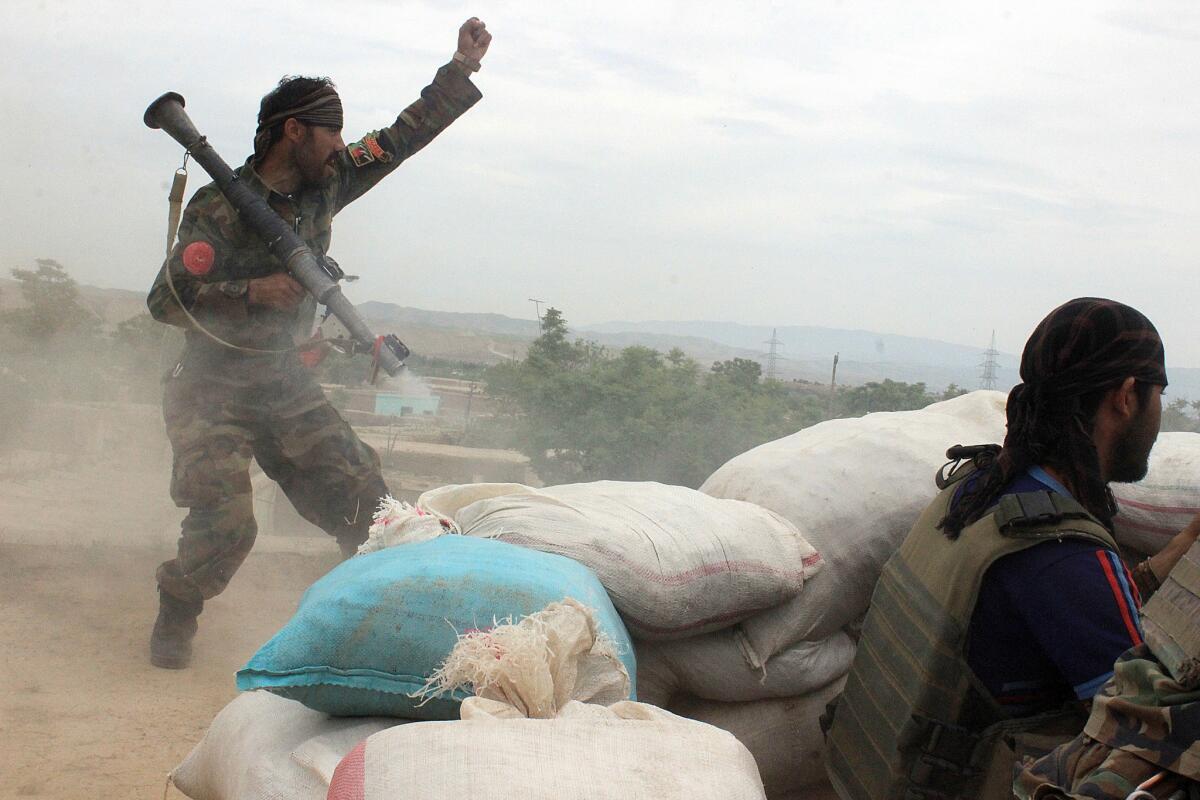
[[1160, 397, 1199, 433], [710, 358, 762, 390], [941, 383, 968, 401], [2, 259, 99, 343], [837, 379, 935, 416], [483, 311, 825, 487]]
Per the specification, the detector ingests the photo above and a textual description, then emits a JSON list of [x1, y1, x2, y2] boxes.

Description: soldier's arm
[[1133, 513, 1200, 600], [147, 189, 252, 332], [332, 18, 490, 211]]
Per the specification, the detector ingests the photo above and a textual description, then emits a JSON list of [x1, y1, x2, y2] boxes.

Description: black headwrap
[[941, 298, 1167, 538], [1009, 297, 1167, 417], [253, 84, 343, 160]]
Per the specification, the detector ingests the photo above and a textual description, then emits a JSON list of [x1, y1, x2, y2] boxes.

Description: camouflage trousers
[[156, 362, 388, 604]]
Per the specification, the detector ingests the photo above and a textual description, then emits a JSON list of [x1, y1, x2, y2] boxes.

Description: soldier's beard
[[1108, 407, 1159, 484], [294, 138, 335, 188]]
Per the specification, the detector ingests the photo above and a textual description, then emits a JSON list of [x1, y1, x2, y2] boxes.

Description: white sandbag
[[418, 480, 822, 640], [329, 599, 767, 800], [169, 691, 400, 800], [1112, 431, 1200, 556], [703, 391, 1007, 660], [635, 629, 855, 706], [329, 701, 767, 800], [668, 678, 846, 800]]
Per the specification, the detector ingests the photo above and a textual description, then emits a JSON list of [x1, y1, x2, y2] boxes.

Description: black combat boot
[[150, 592, 203, 669], [337, 535, 363, 560]]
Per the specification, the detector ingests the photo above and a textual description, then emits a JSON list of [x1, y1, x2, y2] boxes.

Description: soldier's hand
[[457, 17, 491, 62], [248, 273, 306, 310]]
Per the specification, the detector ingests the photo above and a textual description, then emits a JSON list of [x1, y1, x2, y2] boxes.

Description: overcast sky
[[2, 1, 1198, 363]]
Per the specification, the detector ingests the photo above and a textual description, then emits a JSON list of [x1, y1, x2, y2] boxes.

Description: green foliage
[[484, 308, 826, 487], [836, 378, 936, 415], [1, 261, 180, 410], [941, 383, 968, 401], [405, 354, 488, 381], [1160, 397, 1200, 433], [2, 259, 100, 345], [711, 357, 763, 389]]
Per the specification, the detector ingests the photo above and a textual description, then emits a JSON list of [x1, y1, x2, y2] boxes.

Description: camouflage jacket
[[1015, 645, 1200, 799], [147, 61, 481, 382]]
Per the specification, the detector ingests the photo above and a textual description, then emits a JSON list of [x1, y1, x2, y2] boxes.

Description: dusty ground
[[0, 542, 339, 799], [0, 450, 342, 799]]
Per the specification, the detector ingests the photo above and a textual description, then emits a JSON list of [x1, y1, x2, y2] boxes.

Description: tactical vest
[[826, 464, 1120, 800]]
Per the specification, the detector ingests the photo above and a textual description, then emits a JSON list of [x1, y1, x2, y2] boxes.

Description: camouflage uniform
[[148, 62, 482, 604], [1014, 645, 1200, 799]]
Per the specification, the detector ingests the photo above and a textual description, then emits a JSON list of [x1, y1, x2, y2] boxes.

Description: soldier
[[145, 18, 492, 669], [825, 298, 1200, 799]]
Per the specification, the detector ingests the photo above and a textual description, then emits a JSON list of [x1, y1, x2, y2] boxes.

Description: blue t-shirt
[[963, 467, 1143, 714]]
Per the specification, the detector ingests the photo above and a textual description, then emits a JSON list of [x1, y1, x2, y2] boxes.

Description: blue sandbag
[[236, 535, 636, 719]]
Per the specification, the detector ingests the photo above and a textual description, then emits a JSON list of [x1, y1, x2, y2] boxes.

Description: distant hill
[[580, 319, 1200, 400], [11, 284, 1200, 399], [581, 319, 1020, 390], [583, 319, 1017, 369], [357, 302, 542, 339]]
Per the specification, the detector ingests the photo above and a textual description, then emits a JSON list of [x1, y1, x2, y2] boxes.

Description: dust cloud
[[0, 357, 347, 797]]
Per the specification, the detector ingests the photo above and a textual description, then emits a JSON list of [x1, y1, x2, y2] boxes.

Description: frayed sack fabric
[[328, 600, 767, 800], [418, 480, 821, 640], [702, 391, 1007, 662], [236, 536, 635, 719], [169, 691, 400, 800], [356, 497, 457, 553]]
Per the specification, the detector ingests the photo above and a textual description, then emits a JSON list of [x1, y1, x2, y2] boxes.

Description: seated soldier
[[825, 298, 1199, 800]]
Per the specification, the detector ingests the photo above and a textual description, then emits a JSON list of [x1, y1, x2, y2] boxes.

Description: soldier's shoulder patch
[[347, 140, 375, 167], [363, 132, 392, 163]]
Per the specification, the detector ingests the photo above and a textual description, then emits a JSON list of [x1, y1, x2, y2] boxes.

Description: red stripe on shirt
[[1094, 550, 1143, 646]]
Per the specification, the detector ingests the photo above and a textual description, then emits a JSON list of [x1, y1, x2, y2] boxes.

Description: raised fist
[[457, 17, 491, 63]]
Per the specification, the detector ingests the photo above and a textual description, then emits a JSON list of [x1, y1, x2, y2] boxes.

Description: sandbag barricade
[[702, 390, 1007, 662], [635, 628, 854, 707], [667, 679, 846, 800], [236, 535, 636, 719], [327, 600, 768, 800], [169, 691, 400, 800], [416, 480, 822, 640]]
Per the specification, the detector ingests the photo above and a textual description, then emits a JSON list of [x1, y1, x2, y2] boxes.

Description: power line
[[980, 331, 1000, 390], [528, 298, 547, 329], [764, 328, 783, 381]]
